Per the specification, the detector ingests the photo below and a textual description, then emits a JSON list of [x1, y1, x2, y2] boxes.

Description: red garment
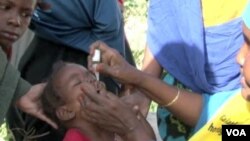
[[63, 128, 91, 141], [118, 0, 124, 5]]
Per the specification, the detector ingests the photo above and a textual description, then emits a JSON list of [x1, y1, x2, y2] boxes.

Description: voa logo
[[226, 129, 246, 136]]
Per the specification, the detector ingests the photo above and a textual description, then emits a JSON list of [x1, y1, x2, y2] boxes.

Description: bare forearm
[[142, 45, 163, 77], [131, 70, 202, 126], [136, 45, 163, 116]]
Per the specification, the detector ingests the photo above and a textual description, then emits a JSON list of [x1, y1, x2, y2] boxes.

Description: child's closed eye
[[73, 78, 95, 87], [73, 80, 83, 87]]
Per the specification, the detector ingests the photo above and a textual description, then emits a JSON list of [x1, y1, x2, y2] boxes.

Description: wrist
[[123, 123, 155, 141], [129, 68, 145, 85], [122, 115, 155, 141]]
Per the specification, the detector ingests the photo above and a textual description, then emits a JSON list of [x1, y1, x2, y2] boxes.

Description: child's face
[[0, 0, 36, 47], [237, 23, 250, 101], [54, 63, 105, 116]]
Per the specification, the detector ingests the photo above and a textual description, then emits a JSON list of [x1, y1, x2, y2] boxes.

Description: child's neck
[[71, 119, 115, 141]]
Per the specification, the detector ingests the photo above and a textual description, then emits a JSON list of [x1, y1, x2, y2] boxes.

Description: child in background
[[41, 61, 155, 141], [0, 0, 56, 129]]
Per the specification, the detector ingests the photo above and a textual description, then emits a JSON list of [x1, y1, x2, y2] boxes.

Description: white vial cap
[[92, 49, 101, 62]]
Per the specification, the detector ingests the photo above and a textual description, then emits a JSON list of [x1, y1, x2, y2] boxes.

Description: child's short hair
[[41, 61, 67, 127]]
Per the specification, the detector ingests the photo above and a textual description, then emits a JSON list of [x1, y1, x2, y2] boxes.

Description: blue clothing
[[194, 89, 240, 132], [32, 0, 124, 54], [150, 1, 246, 141], [147, 0, 243, 93]]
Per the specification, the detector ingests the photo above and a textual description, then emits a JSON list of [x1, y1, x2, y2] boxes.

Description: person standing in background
[[83, 14, 250, 137], [135, 0, 248, 141]]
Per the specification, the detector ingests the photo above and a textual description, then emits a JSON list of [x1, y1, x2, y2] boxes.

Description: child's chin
[[0, 41, 13, 48]]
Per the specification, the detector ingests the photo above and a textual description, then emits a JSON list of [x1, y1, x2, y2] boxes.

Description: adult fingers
[[87, 55, 94, 72], [89, 41, 120, 66], [89, 41, 114, 56], [80, 83, 104, 105], [95, 63, 117, 77], [88, 41, 116, 75], [88, 56, 115, 77], [80, 95, 101, 116], [105, 91, 119, 101], [80, 83, 111, 106], [80, 96, 112, 124]]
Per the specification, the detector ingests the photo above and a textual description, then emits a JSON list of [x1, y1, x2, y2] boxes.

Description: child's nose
[[8, 12, 21, 27]]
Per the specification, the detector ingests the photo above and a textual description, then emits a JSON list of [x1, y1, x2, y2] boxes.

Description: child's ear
[[56, 106, 76, 121]]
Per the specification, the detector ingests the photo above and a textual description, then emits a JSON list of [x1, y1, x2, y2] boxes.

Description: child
[[84, 3, 250, 140], [41, 61, 156, 141], [0, 0, 55, 128]]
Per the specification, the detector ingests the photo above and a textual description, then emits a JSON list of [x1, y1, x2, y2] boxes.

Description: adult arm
[[131, 67, 202, 127], [122, 45, 164, 117], [140, 45, 163, 115], [88, 41, 203, 126]]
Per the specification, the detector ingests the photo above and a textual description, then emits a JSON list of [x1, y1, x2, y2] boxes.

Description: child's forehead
[[55, 63, 90, 81], [63, 63, 88, 72]]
